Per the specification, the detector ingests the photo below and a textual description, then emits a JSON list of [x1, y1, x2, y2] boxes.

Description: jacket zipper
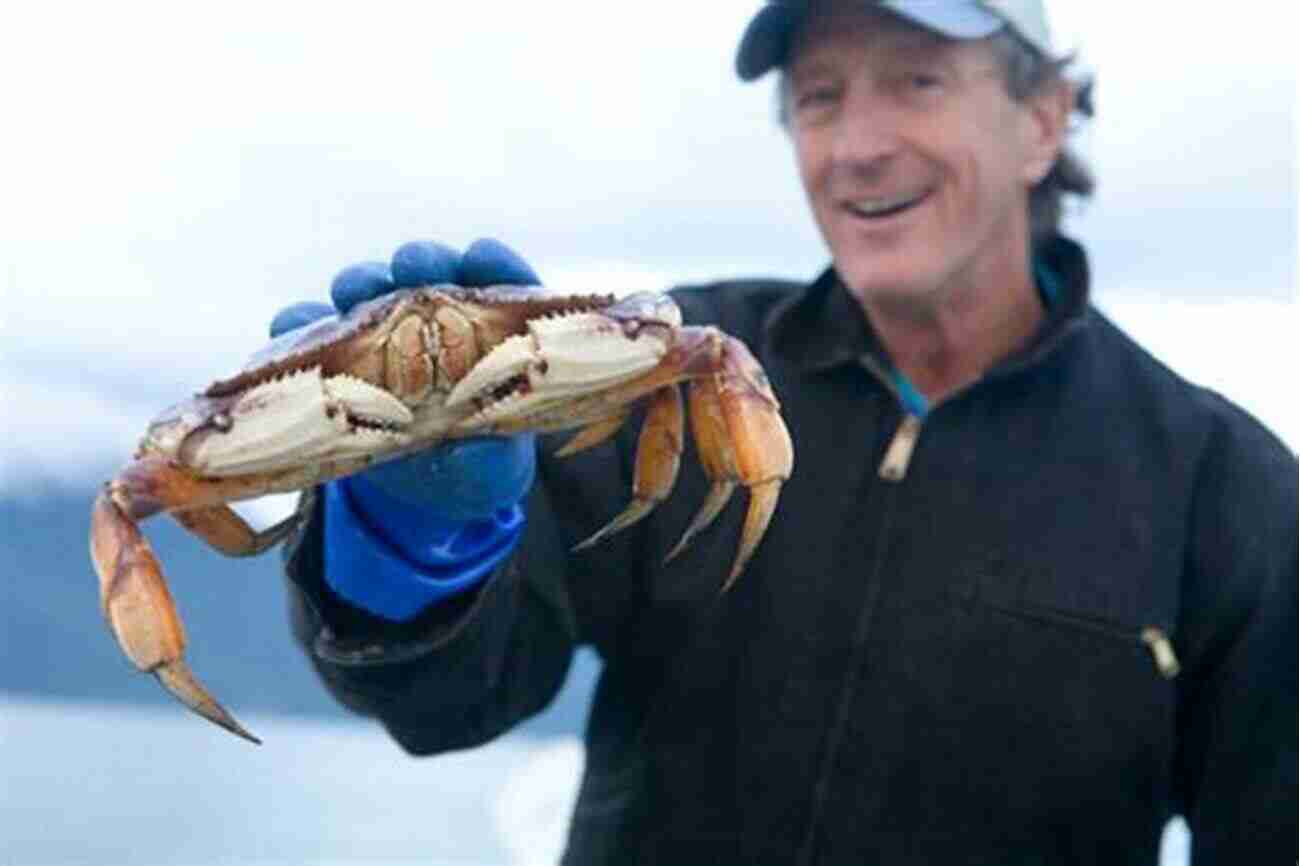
[[878, 414, 923, 481], [796, 460, 904, 865], [856, 307, 1091, 484], [857, 354, 926, 482]]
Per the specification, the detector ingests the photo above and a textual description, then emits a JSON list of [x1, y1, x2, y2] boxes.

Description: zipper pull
[[879, 414, 923, 482], [1141, 627, 1180, 679]]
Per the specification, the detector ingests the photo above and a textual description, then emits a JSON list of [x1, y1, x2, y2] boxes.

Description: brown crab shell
[[204, 285, 617, 399]]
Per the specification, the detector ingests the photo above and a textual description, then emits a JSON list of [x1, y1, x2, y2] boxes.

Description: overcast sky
[[2, 1, 1296, 492]]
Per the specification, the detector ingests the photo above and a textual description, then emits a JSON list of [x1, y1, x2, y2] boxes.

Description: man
[[274, 2, 1297, 862]]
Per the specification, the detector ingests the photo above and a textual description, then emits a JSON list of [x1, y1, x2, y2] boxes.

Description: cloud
[[1, 375, 145, 489], [3, 2, 1292, 505], [4, 0, 1292, 314]]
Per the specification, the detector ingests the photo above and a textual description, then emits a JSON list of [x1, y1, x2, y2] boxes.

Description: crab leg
[[663, 374, 737, 565], [89, 456, 299, 744], [673, 334, 792, 590], [553, 410, 630, 458], [437, 313, 791, 587], [171, 505, 300, 558], [496, 324, 790, 586], [573, 385, 684, 551]]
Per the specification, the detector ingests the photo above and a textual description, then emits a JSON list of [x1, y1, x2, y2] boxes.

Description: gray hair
[[776, 27, 1095, 244]]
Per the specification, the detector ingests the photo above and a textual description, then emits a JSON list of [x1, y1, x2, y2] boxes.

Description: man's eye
[[796, 88, 837, 108], [911, 73, 942, 90]]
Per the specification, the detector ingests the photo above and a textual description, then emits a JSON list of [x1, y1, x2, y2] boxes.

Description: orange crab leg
[[573, 385, 684, 551], [91, 487, 260, 743], [171, 505, 299, 558], [89, 456, 308, 744], [553, 410, 631, 458], [674, 334, 792, 590], [539, 326, 792, 587], [663, 373, 737, 565]]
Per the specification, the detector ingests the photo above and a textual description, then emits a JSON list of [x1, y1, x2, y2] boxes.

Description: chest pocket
[[956, 526, 1181, 672], [935, 536, 1182, 786]]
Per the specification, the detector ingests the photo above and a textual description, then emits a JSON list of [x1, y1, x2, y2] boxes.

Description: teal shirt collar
[[893, 257, 1062, 418]]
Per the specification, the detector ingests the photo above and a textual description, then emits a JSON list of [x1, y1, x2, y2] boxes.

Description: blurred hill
[[0, 483, 599, 737]]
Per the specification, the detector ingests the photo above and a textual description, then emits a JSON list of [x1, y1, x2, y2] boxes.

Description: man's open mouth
[[841, 188, 930, 220]]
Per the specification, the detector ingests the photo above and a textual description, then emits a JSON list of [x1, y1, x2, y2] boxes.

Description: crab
[[90, 285, 793, 743]]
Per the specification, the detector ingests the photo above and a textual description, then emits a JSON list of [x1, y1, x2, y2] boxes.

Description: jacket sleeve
[[1174, 395, 1298, 861], [282, 457, 580, 755]]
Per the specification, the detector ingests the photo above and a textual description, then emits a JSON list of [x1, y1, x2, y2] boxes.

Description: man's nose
[[829, 85, 899, 175]]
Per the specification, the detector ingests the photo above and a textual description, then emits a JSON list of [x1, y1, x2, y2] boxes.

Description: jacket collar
[[763, 234, 1093, 376]]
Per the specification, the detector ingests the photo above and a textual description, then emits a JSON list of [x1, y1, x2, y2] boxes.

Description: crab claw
[[445, 306, 673, 420]]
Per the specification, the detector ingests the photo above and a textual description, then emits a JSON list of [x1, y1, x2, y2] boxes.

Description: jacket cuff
[[283, 487, 524, 670], [322, 479, 525, 621]]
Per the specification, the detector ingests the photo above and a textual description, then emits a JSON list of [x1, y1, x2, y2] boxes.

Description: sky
[[2, 1, 1296, 495]]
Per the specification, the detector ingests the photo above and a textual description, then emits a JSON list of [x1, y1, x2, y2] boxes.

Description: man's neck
[[858, 259, 1046, 406]]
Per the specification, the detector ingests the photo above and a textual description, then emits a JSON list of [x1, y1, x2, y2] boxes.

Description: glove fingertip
[[391, 240, 461, 288], [331, 261, 395, 313], [461, 238, 541, 288], [269, 301, 336, 338]]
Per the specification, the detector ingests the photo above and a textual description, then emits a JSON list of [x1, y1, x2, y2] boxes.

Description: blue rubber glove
[[271, 238, 541, 621]]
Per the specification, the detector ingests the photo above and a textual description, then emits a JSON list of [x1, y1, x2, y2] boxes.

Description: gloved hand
[[270, 239, 542, 621]]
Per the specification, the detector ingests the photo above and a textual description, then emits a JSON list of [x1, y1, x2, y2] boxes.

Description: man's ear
[[1020, 78, 1073, 184]]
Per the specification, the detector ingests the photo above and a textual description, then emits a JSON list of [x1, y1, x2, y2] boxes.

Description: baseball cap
[[735, 0, 1053, 81]]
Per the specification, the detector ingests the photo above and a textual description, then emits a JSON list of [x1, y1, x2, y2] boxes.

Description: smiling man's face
[[787, 4, 1059, 314]]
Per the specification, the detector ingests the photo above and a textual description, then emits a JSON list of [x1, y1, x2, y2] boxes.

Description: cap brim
[[736, 1, 1006, 82]]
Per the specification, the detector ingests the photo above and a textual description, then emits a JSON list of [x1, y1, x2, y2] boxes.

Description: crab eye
[[604, 292, 682, 328]]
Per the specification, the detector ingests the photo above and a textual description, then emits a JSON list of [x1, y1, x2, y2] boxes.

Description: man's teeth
[[846, 192, 924, 217]]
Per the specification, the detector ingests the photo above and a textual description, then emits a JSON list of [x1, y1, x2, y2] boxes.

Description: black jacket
[[285, 236, 1297, 865]]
